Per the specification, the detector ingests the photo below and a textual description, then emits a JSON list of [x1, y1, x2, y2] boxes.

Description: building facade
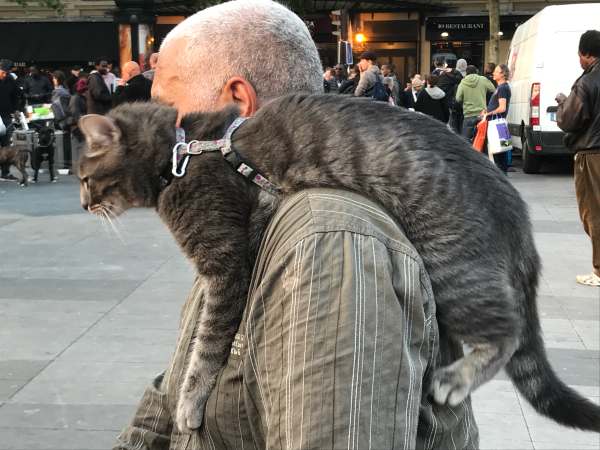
[[0, 0, 593, 79], [0, 0, 188, 71]]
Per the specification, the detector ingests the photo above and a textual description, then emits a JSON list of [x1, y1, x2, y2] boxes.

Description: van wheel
[[522, 138, 542, 174]]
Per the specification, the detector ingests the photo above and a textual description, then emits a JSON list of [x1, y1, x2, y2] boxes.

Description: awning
[[0, 21, 119, 64], [304, 0, 446, 12], [137, 0, 447, 15]]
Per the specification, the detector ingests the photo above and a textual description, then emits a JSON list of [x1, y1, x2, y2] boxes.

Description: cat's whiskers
[[104, 205, 124, 224], [101, 204, 126, 244], [96, 209, 110, 235]]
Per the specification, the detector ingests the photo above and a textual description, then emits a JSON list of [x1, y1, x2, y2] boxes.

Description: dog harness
[[171, 118, 280, 196]]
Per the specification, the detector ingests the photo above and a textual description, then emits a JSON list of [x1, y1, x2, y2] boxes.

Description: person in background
[[51, 70, 71, 131], [383, 76, 396, 105], [42, 70, 70, 182], [332, 64, 347, 89], [338, 64, 360, 94], [556, 29, 600, 287], [354, 50, 383, 97], [103, 61, 118, 94], [439, 59, 463, 133], [399, 75, 423, 110], [456, 58, 468, 78], [0, 59, 19, 181], [9, 65, 25, 112], [455, 65, 496, 141], [23, 65, 53, 104], [483, 63, 512, 173], [483, 62, 497, 105], [432, 56, 446, 76], [415, 73, 449, 123], [68, 77, 88, 173], [382, 64, 400, 104], [68, 77, 87, 130], [65, 66, 81, 95], [143, 53, 159, 81], [112, 61, 152, 106], [323, 67, 337, 93], [484, 62, 497, 87], [86, 60, 112, 115]]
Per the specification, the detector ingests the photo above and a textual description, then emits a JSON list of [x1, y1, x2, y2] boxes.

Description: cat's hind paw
[[431, 362, 474, 407], [175, 389, 205, 434]]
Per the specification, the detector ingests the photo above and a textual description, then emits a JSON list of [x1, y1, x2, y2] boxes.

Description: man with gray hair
[[114, 1, 478, 449]]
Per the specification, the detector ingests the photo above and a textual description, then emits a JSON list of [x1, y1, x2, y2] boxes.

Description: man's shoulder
[[578, 67, 600, 91], [268, 188, 421, 260]]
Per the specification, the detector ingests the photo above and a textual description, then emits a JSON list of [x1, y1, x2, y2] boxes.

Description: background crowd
[[0, 49, 513, 182], [0, 55, 156, 182], [323, 51, 512, 172]]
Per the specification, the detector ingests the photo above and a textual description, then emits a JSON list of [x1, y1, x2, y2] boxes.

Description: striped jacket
[[114, 188, 479, 450]]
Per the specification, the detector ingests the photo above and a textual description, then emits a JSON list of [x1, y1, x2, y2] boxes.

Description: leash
[[170, 117, 280, 196]]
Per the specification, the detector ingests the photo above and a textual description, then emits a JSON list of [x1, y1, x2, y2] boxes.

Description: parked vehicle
[[506, 3, 600, 173]]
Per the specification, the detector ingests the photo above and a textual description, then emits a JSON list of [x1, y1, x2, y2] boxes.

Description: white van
[[506, 3, 600, 173]]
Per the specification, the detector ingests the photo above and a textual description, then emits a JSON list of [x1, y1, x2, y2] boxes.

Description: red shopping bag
[[472, 119, 488, 153]]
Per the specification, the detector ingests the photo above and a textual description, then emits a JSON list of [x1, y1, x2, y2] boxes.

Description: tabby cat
[[78, 94, 600, 434]]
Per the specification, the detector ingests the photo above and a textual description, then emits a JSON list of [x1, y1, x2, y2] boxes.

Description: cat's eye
[[103, 184, 118, 195]]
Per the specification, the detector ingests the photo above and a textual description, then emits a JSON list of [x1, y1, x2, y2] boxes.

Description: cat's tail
[[506, 267, 600, 432]]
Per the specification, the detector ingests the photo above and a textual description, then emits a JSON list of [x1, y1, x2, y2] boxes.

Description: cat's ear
[[79, 114, 121, 157]]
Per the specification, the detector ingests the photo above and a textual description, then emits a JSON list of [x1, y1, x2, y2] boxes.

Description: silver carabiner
[[172, 142, 191, 178]]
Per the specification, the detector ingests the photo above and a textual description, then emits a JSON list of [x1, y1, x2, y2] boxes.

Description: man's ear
[[79, 114, 121, 157], [218, 77, 258, 117]]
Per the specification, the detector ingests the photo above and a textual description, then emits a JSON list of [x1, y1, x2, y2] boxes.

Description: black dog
[[31, 125, 56, 183]]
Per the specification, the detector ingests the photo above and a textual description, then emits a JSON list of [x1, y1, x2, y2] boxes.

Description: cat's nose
[[81, 202, 88, 211]]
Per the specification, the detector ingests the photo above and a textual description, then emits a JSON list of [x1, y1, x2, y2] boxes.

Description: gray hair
[[161, 0, 323, 105]]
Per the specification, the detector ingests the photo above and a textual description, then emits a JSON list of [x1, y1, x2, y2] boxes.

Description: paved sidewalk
[[0, 162, 598, 450]]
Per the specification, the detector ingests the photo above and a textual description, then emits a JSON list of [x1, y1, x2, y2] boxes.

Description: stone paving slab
[[0, 360, 49, 381], [0, 380, 28, 401], [0, 403, 133, 431], [0, 327, 90, 361], [0, 278, 143, 302], [532, 220, 585, 234], [0, 428, 117, 450], [59, 328, 177, 363], [10, 361, 165, 405], [520, 398, 600, 447], [491, 347, 600, 386]]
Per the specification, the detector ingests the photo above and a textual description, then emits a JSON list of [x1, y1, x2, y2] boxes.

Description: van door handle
[[546, 106, 558, 113]]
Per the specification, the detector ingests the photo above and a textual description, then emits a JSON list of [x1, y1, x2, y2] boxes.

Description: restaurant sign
[[426, 16, 530, 41]]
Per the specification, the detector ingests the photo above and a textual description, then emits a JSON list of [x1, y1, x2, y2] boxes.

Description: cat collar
[[171, 118, 280, 196]]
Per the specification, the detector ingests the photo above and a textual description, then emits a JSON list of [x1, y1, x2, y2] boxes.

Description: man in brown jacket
[[557, 30, 600, 287], [113, 1, 478, 449]]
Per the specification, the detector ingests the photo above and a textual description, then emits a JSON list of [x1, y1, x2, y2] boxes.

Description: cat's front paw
[[175, 388, 205, 434]]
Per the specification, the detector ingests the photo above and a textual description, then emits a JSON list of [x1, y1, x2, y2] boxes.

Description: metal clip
[[172, 142, 191, 178]]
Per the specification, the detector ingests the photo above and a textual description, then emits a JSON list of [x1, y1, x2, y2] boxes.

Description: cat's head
[[78, 103, 177, 218]]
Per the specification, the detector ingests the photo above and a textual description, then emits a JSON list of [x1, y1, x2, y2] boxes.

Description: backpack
[[51, 98, 66, 121], [51, 88, 72, 128], [368, 79, 390, 102]]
